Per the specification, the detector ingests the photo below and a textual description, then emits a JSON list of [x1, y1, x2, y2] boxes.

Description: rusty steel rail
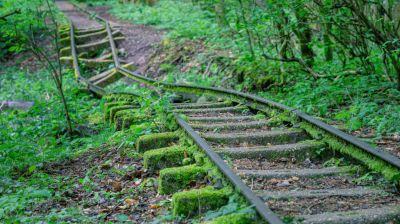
[[66, 2, 400, 223]]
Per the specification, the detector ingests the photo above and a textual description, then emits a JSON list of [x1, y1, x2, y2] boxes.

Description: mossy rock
[[143, 146, 193, 172], [136, 132, 179, 153], [211, 213, 254, 224], [172, 186, 229, 217], [158, 165, 207, 195]]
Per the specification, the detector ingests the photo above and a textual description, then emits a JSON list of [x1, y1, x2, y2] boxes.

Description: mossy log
[[143, 146, 193, 172], [136, 132, 179, 152], [172, 186, 229, 217], [158, 165, 207, 195]]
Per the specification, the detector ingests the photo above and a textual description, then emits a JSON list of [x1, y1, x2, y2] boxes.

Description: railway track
[[57, 1, 400, 223]]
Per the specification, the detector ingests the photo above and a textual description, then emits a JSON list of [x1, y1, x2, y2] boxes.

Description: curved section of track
[[58, 1, 400, 223]]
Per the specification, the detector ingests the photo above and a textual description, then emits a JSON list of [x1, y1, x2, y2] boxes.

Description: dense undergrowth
[[104, 0, 400, 138]]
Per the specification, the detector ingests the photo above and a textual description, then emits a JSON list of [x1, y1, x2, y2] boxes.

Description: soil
[[35, 145, 170, 223], [268, 195, 400, 216], [231, 158, 324, 170], [241, 174, 362, 191], [56, 1, 101, 29]]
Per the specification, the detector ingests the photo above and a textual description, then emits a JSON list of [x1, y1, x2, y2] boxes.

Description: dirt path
[[56, 1, 101, 29]]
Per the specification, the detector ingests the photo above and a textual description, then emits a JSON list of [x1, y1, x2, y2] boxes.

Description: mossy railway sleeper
[[60, 1, 400, 223]]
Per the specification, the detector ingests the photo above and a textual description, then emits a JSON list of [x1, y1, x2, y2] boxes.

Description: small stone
[[101, 163, 111, 169], [277, 180, 290, 187], [291, 176, 299, 181]]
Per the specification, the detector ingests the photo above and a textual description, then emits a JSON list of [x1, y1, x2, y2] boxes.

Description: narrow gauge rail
[[58, 1, 400, 223]]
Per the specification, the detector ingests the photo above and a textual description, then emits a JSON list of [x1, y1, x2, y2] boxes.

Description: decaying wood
[[60, 56, 114, 68], [0, 101, 34, 111], [90, 63, 135, 87], [60, 36, 125, 57], [60, 29, 123, 46]]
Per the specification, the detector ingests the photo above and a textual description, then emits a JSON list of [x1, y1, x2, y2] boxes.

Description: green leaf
[[116, 214, 129, 222]]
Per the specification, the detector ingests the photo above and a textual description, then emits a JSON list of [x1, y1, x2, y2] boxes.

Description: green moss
[[103, 92, 139, 103], [122, 114, 151, 131], [104, 101, 132, 122], [113, 109, 151, 131], [143, 146, 193, 171], [300, 122, 400, 183], [158, 165, 207, 195], [114, 109, 136, 131], [211, 213, 254, 224], [136, 132, 179, 153], [109, 105, 137, 124], [172, 186, 229, 217]]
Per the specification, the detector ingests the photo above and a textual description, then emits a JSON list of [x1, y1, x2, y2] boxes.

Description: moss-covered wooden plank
[[136, 132, 179, 152], [211, 213, 255, 224], [143, 146, 193, 172], [158, 165, 207, 195], [172, 186, 229, 217]]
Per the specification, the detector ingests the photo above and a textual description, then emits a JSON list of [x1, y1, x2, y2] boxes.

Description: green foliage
[[111, 0, 217, 39], [0, 0, 65, 59], [261, 73, 400, 136]]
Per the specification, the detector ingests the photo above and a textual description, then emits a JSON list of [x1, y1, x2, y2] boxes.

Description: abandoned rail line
[[57, 1, 400, 223]]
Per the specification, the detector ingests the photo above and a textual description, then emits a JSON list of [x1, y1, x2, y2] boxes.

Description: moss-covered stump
[[172, 186, 229, 217], [211, 213, 254, 224], [143, 146, 193, 172], [136, 132, 179, 153], [158, 165, 207, 195]]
